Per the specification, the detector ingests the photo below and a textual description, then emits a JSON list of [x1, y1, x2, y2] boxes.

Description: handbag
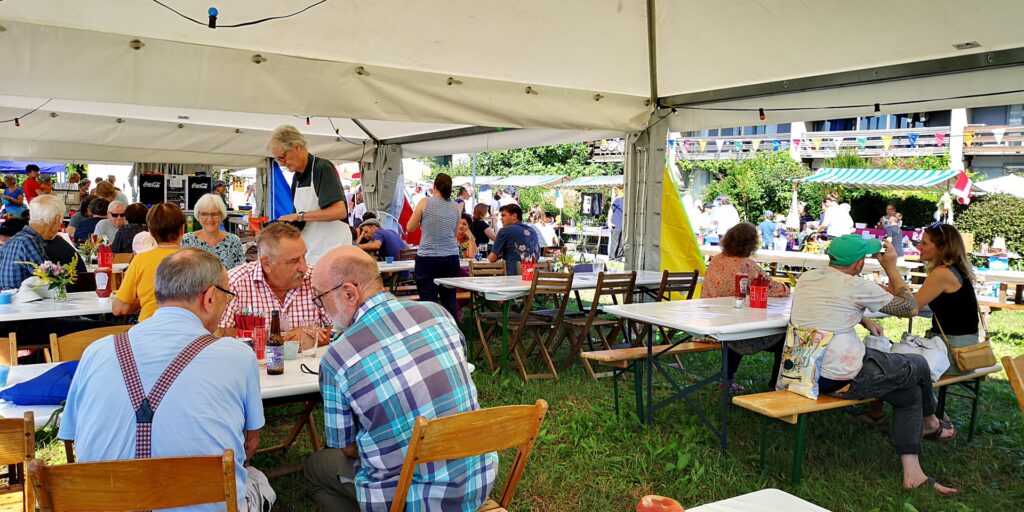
[[934, 306, 997, 373], [776, 325, 833, 399], [890, 333, 949, 381]]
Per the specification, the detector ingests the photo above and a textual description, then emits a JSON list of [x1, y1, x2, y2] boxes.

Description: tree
[[688, 152, 815, 222]]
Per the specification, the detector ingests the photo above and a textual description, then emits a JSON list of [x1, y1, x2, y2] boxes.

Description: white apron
[[293, 157, 352, 264]]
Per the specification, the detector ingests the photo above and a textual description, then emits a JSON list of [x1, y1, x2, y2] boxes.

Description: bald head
[[313, 246, 384, 296]]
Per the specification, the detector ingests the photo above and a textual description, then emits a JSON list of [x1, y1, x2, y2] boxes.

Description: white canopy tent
[[3, 0, 1024, 269]]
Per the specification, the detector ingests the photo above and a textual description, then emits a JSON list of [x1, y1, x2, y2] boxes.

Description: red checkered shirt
[[219, 262, 330, 330]]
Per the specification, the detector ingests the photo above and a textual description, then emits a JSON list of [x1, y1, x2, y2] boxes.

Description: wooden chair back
[[390, 401, 548, 512], [28, 449, 237, 512], [0, 333, 17, 367], [398, 248, 418, 261], [49, 325, 131, 362], [540, 246, 562, 258], [657, 270, 700, 301], [0, 412, 35, 512], [468, 261, 505, 277], [519, 271, 573, 322], [1003, 355, 1024, 417], [112, 253, 134, 265]]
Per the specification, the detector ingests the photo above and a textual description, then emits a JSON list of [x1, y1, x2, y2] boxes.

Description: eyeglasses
[[110, 212, 126, 218], [312, 282, 347, 308], [198, 212, 224, 219], [273, 148, 292, 164], [213, 284, 236, 301]]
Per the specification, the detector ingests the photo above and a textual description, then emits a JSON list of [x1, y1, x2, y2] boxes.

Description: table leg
[[792, 416, 807, 486], [645, 322, 654, 426], [998, 283, 1008, 304], [633, 360, 644, 421], [501, 300, 509, 373], [719, 341, 730, 452]]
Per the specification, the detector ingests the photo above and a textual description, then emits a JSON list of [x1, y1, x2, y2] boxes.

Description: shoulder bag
[[934, 305, 997, 372]]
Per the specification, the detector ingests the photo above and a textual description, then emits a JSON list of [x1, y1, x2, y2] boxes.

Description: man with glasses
[[93, 200, 127, 242], [59, 248, 275, 512], [218, 222, 330, 347], [266, 125, 351, 265], [303, 246, 494, 512]]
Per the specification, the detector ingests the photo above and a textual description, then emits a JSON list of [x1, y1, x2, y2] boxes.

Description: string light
[[758, 108, 765, 121], [874, 103, 881, 113], [14, 118, 19, 127], [306, 116, 311, 126], [208, 7, 218, 29], [1, 98, 52, 127], [150, 0, 326, 29]]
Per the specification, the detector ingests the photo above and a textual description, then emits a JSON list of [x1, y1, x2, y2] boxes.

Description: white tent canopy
[[975, 174, 1024, 198]]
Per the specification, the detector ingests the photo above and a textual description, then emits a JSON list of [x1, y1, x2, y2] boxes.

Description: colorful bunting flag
[[751, 139, 761, 152], [699, 139, 708, 152], [812, 138, 822, 151], [881, 135, 893, 151], [791, 138, 801, 148], [733, 140, 742, 151], [833, 137, 844, 150], [772, 140, 781, 152], [993, 128, 1006, 145], [715, 139, 725, 152], [934, 133, 945, 147], [964, 132, 974, 146], [683, 139, 691, 152], [857, 137, 867, 149], [907, 133, 919, 148]]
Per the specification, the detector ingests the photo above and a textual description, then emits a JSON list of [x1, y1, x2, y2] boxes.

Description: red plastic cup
[[521, 261, 536, 282], [252, 328, 267, 361], [749, 284, 768, 308]]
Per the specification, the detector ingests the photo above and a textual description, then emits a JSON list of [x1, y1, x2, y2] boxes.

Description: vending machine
[[136, 174, 212, 210], [138, 174, 165, 205], [186, 176, 213, 210]]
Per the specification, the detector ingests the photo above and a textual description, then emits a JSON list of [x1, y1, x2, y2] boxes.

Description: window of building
[[719, 127, 737, 137], [972, 105, 1008, 125], [895, 114, 926, 129], [775, 123, 791, 134], [742, 125, 766, 136], [1009, 104, 1023, 126], [859, 115, 893, 130], [923, 110, 951, 127], [811, 118, 856, 131]]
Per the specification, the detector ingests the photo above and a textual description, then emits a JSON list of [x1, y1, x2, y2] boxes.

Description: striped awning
[[492, 175, 567, 188], [796, 168, 959, 191], [559, 175, 624, 188]]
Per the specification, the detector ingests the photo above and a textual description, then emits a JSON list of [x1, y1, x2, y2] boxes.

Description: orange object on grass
[[637, 495, 684, 512]]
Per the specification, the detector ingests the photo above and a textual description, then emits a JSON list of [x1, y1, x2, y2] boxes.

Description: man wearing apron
[[268, 125, 352, 264]]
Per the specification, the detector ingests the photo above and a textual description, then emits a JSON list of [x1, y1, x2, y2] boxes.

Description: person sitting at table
[[66, 194, 94, 239], [701, 223, 790, 390], [355, 217, 407, 261], [1, 174, 26, 218], [42, 231, 87, 276], [488, 203, 540, 276], [456, 213, 478, 259], [112, 203, 149, 254], [0, 217, 26, 246], [791, 235, 957, 495], [113, 202, 186, 322], [217, 222, 330, 346], [304, 246, 494, 511], [92, 200, 126, 243], [59, 248, 274, 512], [470, 203, 497, 247], [72, 197, 110, 245], [182, 193, 245, 270]]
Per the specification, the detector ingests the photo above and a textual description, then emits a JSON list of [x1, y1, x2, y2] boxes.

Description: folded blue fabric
[[0, 361, 79, 405]]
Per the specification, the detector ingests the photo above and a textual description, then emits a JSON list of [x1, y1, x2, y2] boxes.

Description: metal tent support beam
[[380, 126, 513, 146], [623, 109, 670, 272]]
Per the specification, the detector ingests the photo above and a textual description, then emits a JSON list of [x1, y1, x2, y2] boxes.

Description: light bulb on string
[[306, 117, 311, 126], [874, 103, 880, 114], [14, 118, 20, 127], [758, 108, 765, 121], [208, 7, 218, 29]]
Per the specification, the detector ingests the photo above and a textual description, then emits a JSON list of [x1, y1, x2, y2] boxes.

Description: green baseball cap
[[828, 235, 882, 266]]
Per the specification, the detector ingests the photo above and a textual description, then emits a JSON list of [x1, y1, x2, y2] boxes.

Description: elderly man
[[791, 235, 957, 495], [93, 200, 126, 241], [267, 125, 350, 264], [59, 249, 273, 511], [354, 218, 407, 262], [488, 203, 540, 275], [303, 247, 494, 511], [0, 195, 65, 288], [219, 222, 330, 345]]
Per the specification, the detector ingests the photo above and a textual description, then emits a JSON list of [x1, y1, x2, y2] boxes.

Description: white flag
[[715, 139, 725, 152], [992, 128, 1006, 145], [833, 137, 844, 150]]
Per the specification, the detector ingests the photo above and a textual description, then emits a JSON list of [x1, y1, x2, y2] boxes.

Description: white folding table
[[700, 245, 920, 274], [603, 297, 792, 450], [0, 292, 113, 323], [688, 488, 830, 512]]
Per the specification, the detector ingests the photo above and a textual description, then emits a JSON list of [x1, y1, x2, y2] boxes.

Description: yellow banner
[[881, 135, 893, 150], [812, 138, 822, 151], [751, 139, 761, 152], [964, 131, 975, 146], [660, 167, 706, 298], [699, 139, 708, 152]]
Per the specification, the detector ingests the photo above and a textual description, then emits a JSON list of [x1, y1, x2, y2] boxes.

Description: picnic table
[[602, 296, 792, 450], [435, 271, 667, 371], [975, 269, 1024, 305], [0, 292, 112, 323], [688, 488, 830, 512], [700, 245, 920, 274]]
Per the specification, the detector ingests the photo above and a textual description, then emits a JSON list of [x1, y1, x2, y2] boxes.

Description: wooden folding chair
[[390, 248, 420, 296], [398, 248, 418, 261], [28, 449, 237, 512], [390, 400, 549, 512], [540, 246, 561, 258], [468, 261, 506, 370], [562, 272, 637, 379], [634, 270, 700, 345], [48, 325, 131, 362], [515, 260, 551, 274], [496, 271, 573, 382], [0, 334, 17, 367], [0, 412, 34, 512], [1004, 355, 1024, 417], [112, 253, 134, 265]]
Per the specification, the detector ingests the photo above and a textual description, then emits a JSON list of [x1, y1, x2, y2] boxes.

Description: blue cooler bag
[[0, 361, 79, 405]]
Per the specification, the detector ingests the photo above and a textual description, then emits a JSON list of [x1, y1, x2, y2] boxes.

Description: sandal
[[849, 409, 886, 425], [911, 476, 959, 496], [923, 419, 958, 443]]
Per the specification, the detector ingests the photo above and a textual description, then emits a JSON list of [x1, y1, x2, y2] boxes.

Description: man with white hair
[[59, 248, 274, 512], [0, 194, 65, 288], [218, 222, 330, 345], [267, 125, 350, 264], [93, 200, 126, 242]]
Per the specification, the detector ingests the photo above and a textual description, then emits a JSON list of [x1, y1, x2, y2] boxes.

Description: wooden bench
[[580, 342, 720, 418], [732, 364, 1002, 485]]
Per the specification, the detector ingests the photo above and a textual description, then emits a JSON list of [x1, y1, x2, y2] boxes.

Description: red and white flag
[[951, 170, 972, 205]]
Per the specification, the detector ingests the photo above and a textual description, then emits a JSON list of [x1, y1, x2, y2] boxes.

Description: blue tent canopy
[[0, 161, 66, 174]]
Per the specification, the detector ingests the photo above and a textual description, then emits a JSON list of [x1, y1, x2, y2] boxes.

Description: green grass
[[35, 311, 1024, 511]]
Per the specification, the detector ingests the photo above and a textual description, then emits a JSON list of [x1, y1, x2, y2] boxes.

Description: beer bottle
[[267, 310, 285, 375]]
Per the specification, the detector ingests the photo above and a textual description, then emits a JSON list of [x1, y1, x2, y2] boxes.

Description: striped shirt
[[416, 196, 459, 257], [320, 292, 495, 511], [219, 262, 330, 330]]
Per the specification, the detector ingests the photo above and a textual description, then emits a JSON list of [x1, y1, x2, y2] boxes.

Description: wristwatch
[[297, 211, 305, 222]]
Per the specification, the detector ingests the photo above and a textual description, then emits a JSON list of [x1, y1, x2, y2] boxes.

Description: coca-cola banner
[[138, 174, 165, 204], [186, 176, 213, 210]]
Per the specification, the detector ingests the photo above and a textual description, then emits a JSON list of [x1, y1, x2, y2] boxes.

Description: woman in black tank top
[[915, 223, 980, 369]]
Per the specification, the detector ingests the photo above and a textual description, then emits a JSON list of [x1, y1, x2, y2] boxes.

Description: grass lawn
[[36, 309, 1024, 511]]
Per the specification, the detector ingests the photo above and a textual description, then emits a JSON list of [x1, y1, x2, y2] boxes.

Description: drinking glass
[[299, 323, 321, 359]]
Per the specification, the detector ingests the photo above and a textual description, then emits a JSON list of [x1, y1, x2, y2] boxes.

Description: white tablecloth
[[689, 489, 830, 512], [435, 270, 668, 301], [0, 353, 323, 428], [603, 296, 792, 341], [700, 245, 919, 273], [0, 292, 113, 323], [975, 269, 1024, 285], [377, 258, 474, 274]]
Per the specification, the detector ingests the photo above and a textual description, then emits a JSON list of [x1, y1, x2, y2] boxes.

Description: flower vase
[[52, 284, 68, 303]]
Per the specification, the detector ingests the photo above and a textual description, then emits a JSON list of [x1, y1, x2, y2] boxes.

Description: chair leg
[[475, 322, 497, 371]]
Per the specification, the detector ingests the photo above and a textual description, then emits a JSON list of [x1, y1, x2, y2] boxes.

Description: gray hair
[[193, 193, 227, 219], [155, 248, 227, 303], [107, 200, 126, 211], [267, 124, 307, 153], [257, 222, 303, 261], [28, 195, 64, 224]]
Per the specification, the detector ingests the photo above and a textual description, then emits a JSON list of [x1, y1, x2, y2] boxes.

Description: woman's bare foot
[[905, 476, 958, 495]]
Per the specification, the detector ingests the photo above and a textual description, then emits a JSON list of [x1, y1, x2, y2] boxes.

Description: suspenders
[[114, 332, 220, 459]]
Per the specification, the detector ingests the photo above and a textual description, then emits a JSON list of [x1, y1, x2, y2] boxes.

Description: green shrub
[[955, 194, 1024, 269], [848, 191, 939, 229]]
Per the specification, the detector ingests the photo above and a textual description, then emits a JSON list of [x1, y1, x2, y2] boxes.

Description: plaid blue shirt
[[320, 292, 496, 512], [0, 226, 47, 289]]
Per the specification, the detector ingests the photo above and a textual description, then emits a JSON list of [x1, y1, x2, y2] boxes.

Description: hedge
[[954, 193, 1024, 269]]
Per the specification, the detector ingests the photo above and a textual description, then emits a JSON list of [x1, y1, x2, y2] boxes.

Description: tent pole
[[645, 0, 659, 105], [351, 119, 380, 143]]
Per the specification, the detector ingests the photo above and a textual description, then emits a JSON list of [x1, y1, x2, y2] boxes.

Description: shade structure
[[796, 168, 963, 191], [975, 174, 1024, 198], [0, 160, 66, 174], [451, 176, 500, 186], [559, 176, 624, 188], [493, 175, 567, 188]]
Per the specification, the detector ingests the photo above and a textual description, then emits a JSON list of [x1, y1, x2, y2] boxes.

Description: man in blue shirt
[[59, 249, 273, 512], [354, 218, 407, 261], [607, 190, 624, 259], [758, 210, 776, 249], [0, 195, 65, 289], [488, 203, 540, 275]]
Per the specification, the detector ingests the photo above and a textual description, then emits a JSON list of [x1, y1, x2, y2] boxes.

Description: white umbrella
[[976, 174, 1024, 198]]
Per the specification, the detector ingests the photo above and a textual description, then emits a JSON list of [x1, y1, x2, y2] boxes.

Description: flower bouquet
[[17, 254, 78, 302], [550, 249, 575, 273]]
